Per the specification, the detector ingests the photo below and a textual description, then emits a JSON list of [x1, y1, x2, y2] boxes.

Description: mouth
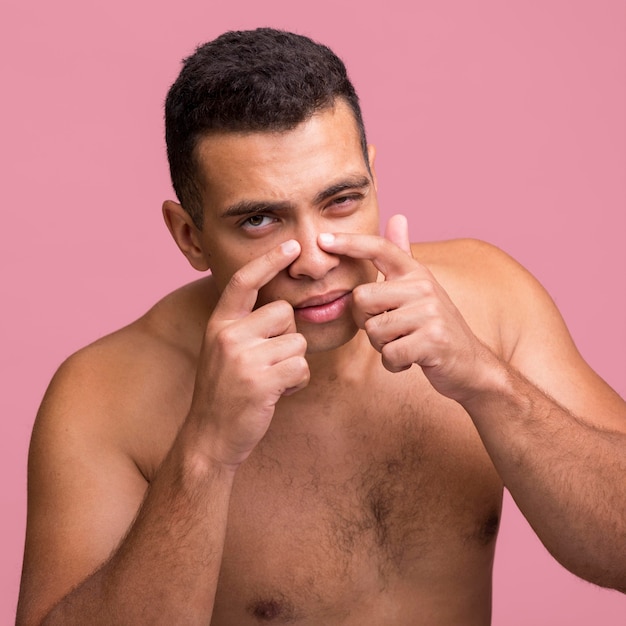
[[292, 291, 352, 324]]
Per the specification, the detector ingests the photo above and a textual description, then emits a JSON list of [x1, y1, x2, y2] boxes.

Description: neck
[[304, 328, 373, 384]]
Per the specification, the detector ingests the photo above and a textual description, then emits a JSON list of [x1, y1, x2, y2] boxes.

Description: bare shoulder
[[18, 278, 213, 623], [411, 238, 529, 289], [25, 276, 218, 541], [413, 239, 625, 426], [410, 238, 539, 358], [35, 276, 213, 464], [28, 276, 213, 484], [40, 277, 209, 410]]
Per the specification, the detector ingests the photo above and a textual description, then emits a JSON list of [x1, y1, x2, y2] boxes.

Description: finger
[[242, 300, 298, 339], [384, 214, 412, 256], [247, 352, 309, 396], [381, 334, 420, 373], [363, 307, 419, 352], [216, 240, 301, 320], [249, 331, 307, 366], [351, 281, 410, 328], [274, 355, 311, 395], [318, 231, 417, 280], [215, 300, 298, 346]]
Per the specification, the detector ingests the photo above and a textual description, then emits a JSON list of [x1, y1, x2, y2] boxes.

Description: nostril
[[287, 238, 339, 280]]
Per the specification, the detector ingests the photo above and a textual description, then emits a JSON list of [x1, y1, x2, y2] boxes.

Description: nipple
[[248, 593, 298, 622], [252, 599, 283, 620]]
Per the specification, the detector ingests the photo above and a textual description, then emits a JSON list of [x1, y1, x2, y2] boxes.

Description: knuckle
[[291, 333, 308, 353], [364, 310, 392, 340], [363, 317, 380, 342], [381, 342, 397, 365], [378, 310, 394, 328], [228, 267, 251, 292], [213, 329, 255, 372], [265, 300, 297, 328], [215, 325, 239, 351], [262, 298, 290, 317], [422, 300, 440, 319], [238, 370, 257, 389], [415, 278, 436, 297], [428, 320, 448, 344], [296, 358, 311, 384], [294, 355, 310, 376], [281, 355, 309, 383], [351, 284, 365, 304], [273, 299, 295, 318], [382, 341, 410, 369], [352, 283, 372, 305], [363, 316, 377, 335]]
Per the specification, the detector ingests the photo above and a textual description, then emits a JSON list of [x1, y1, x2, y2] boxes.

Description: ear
[[367, 144, 378, 190], [162, 200, 211, 271]]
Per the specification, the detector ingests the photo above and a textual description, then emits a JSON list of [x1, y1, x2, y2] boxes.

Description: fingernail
[[281, 239, 300, 254], [319, 233, 335, 246]]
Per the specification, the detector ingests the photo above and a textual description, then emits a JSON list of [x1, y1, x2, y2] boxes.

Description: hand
[[190, 240, 310, 468], [318, 215, 496, 403]]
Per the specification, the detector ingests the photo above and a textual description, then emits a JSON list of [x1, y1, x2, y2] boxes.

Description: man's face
[[194, 100, 380, 353]]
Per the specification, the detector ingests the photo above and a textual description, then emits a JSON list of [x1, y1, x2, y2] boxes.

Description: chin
[[299, 319, 360, 354]]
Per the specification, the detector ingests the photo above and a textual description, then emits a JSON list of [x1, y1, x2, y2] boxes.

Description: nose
[[287, 223, 339, 280]]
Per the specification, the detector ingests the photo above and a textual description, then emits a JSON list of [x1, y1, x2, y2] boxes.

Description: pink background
[[2, 1, 625, 623]]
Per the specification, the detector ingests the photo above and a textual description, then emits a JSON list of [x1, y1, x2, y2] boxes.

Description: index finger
[[317, 231, 416, 280], [216, 239, 301, 320]]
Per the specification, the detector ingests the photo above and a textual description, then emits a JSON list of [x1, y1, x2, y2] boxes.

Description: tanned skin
[[17, 101, 626, 625]]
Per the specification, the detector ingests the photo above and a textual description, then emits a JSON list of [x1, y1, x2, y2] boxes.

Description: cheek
[[332, 255, 378, 287], [253, 276, 287, 309], [358, 258, 379, 284], [207, 245, 261, 292], [356, 202, 380, 235]]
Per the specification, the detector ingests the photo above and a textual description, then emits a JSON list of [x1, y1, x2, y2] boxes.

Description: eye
[[328, 194, 362, 213], [334, 195, 354, 204], [242, 214, 275, 229]]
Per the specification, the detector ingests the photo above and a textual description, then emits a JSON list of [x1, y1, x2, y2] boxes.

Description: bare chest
[[210, 371, 502, 624]]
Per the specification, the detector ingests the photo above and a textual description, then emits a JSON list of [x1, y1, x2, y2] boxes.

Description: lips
[[292, 291, 352, 324], [293, 290, 351, 309]]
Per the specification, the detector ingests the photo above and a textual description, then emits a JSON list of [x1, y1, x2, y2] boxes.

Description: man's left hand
[[318, 215, 500, 403]]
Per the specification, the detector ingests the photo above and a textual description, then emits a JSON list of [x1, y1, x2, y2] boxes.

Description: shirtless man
[[17, 28, 626, 625]]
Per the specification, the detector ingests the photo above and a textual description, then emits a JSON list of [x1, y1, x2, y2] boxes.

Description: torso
[[213, 366, 502, 625], [101, 240, 508, 624]]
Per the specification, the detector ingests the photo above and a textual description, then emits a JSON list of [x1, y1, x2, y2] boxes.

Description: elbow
[[560, 556, 626, 594]]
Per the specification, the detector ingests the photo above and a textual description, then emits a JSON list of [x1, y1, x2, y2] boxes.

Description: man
[[17, 27, 626, 625]]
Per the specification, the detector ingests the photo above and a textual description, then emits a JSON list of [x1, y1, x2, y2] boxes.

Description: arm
[[319, 216, 626, 590], [462, 254, 626, 589], [19, 382, 236, 626], [17, 240, 309, 625]]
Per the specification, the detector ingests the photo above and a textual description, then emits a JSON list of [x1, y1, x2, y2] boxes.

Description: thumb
[[384, 214, 412, 255]]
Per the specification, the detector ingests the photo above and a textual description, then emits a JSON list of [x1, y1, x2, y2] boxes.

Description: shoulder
[[410, 238, 552, 359], [412, 238, 542, 305], [19, 280, 216, 624], [52, 275, 214, 387], [45, 282, 200, 408], [411, 238, 526, 283], [33, 277, 214, 474]]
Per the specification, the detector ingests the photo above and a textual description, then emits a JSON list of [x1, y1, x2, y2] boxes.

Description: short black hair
[[165, 28, 368, 228]]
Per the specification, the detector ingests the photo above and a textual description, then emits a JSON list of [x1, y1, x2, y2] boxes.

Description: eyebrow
[[312, 175, 371, 205], [220, 175, 371, 219], [220, 199, 293, 219]]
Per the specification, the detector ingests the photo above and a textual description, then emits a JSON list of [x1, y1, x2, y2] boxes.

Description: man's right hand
[[189, 239, 309, 469]]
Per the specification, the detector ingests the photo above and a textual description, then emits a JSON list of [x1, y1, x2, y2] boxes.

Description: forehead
[[194, 101, 369, 210]]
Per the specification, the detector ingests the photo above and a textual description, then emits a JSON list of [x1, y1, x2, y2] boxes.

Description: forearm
[[39, 424, 236, 626], [463, 361, 626, 591]]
